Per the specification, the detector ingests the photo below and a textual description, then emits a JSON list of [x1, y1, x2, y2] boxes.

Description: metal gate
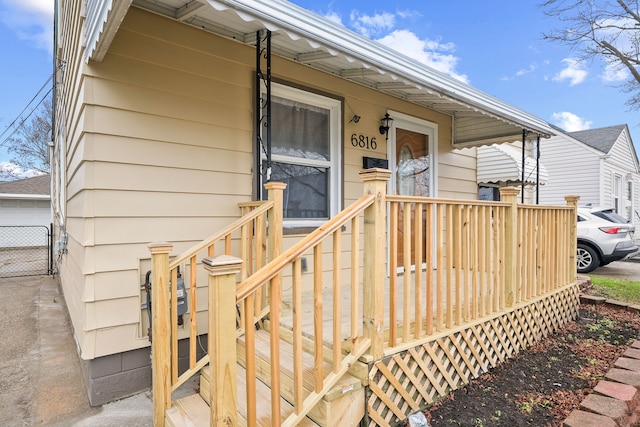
[[0, 224, 53, 278]]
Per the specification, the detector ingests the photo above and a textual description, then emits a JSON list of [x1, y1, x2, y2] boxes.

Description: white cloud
[[0, 0, 53, 52], [502, 63, 538, 81], [516, 64, 538, 77], [350, 11, 395, 37], [327, 8, 467, 83], [0, 161, 45, 180], [602, 61, 629, 83], [376, 30, 469, 83], [551, 112, 593, 132], [324, 11, 343, 25], [553, 58, 588, 86]]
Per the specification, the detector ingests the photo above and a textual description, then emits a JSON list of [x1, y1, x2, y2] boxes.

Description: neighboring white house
[[538, 124, 640, 227], [0, 175, 51, 226]]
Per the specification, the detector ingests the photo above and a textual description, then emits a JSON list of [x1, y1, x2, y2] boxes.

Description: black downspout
[[521, 129, 526, 203]]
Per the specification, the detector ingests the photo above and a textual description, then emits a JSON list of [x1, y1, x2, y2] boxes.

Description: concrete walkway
[[0, 275, 154, 426]]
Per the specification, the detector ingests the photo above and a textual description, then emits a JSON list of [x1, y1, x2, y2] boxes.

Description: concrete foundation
[[80, 336, 208, 406]]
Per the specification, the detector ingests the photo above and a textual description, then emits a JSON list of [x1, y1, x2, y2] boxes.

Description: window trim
[[613, 173, 622, 214], [261, 83, 342, 228]]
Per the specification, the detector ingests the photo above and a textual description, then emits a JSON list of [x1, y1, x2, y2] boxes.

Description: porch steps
[[166, 363, 319, 427], [197, 328, 365, 426]]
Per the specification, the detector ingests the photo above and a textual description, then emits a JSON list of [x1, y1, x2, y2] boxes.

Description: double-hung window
[[261, 84, 341, 227]]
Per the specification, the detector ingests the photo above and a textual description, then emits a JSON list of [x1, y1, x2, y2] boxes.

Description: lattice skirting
[[366, 283, 580, 426]]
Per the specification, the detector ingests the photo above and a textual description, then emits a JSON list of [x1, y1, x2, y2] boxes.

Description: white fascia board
[[208, 0, 554, 137]]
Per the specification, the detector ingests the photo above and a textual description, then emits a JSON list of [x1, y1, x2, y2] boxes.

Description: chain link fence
[[0, 225, 52, 278]]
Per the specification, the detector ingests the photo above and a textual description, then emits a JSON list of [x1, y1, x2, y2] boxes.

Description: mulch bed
[[420, 303, 640, 427]]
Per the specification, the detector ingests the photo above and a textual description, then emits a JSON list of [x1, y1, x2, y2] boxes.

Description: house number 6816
[[351, 133, 377, 150]]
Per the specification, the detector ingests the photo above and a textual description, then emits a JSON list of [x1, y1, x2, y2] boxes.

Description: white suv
[[576, 207, 638, 273]]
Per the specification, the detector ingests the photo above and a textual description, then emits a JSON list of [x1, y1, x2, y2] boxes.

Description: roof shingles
[[567, 125, 626, 154], [0, 175, 50, 195]]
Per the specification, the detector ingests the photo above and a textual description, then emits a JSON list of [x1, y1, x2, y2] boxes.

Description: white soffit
[[98, 0, 555, 145], [477, 144, 549, 185]]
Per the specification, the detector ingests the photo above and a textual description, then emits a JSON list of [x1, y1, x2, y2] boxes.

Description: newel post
[[499, 187, 520, 307], [564, 195, 580, 283], [265, 182, 287, 263], [265, 182, 286, 311], [203, 255, 242, 426], [360, 168, 391, 360], [148, 242, 173, 427]]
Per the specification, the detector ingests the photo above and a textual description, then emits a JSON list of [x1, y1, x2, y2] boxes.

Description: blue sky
[[1, 0, 639, 178]]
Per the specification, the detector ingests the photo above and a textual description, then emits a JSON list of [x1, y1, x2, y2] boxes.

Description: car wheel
[[577, 243, 599, 273]]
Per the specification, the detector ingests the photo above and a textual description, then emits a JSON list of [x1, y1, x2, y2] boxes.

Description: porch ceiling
[[119, 0, 555, 146]]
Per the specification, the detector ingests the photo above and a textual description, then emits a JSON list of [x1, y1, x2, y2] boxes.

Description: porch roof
[[89, 0, 556, 147]]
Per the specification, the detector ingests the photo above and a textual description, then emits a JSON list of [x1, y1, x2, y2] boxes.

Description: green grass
[[588, 276, 640, 305]]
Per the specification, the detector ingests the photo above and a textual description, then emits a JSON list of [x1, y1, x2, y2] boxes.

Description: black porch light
[[379, 113, 394, 140]]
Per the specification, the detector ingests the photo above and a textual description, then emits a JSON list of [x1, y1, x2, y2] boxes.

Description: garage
[[0, 175, 52, 277]]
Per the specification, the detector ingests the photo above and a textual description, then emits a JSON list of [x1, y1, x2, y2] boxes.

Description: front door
[[391, 116, 435, 269]]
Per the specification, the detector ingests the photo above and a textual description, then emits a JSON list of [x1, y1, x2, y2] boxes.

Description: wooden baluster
[[403, 203, 411, 342], [414, 202, 423, 339], [389, 202, 398, 346], [425, 203, 433, 335]]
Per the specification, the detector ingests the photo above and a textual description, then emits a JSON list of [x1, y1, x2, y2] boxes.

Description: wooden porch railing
[[148, 182, 285, 426], [383, 186, 578, 352], [148, 168, 579, 426]]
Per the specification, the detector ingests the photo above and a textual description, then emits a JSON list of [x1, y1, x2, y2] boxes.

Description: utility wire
[[0, 70, 56, 144], [0, 86, 53, 148]]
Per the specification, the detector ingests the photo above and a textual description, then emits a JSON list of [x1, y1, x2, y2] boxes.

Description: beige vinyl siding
[[438, 146, 477, 199], [55, 0, 93, 356], [538, 135, 601, 206], [57, 5, 478, 359]]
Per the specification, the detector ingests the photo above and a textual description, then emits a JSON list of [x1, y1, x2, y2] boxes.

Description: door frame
[[386, 111, 438, 197]]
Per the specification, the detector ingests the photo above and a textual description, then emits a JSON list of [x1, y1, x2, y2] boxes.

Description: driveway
[[588, 259, 640, 281], [0, 275, 156, 426], [0, 275, 199, 426]]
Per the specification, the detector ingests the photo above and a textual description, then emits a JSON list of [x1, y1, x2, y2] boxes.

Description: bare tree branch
[[5, 96, 52, 173], [542, 0, 640, 109]]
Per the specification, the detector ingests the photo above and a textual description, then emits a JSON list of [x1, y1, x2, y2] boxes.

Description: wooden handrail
[[387, 194, 511, 206], [169, 200, 273, 269], [235, 193, 375, 302]]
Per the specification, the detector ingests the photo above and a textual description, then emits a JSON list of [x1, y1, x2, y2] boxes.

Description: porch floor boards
[[278, 270, 481, 346]]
